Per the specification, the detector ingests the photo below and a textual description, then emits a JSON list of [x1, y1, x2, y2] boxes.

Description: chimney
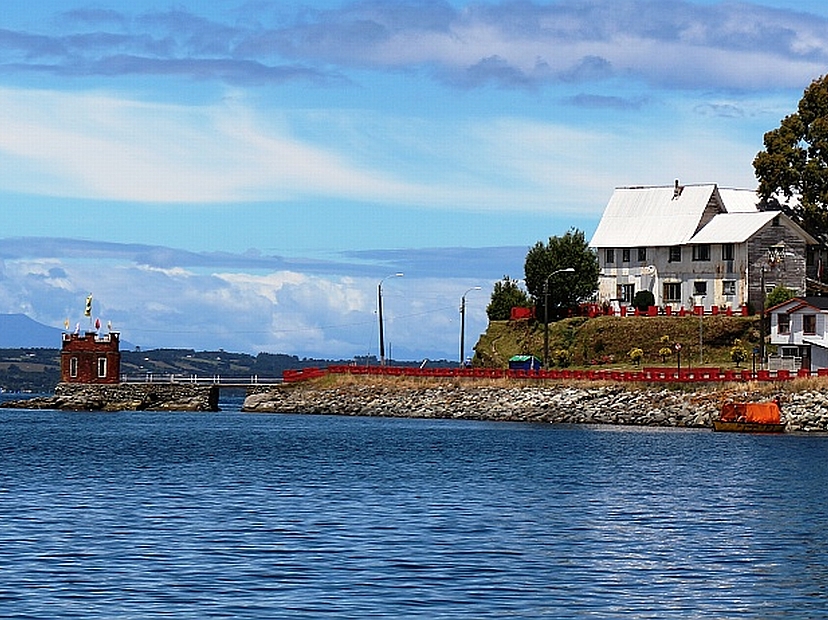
[[672, 179, 683, 199]]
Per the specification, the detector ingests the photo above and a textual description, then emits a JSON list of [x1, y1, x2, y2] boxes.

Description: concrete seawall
[[243, 382, 828, 432], [1, 383, 219, 412]]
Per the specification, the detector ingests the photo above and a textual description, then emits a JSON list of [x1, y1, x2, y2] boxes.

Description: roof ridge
[[616, 182, 718, 190]]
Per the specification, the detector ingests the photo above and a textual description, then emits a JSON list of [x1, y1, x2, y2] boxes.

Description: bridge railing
[[120, 374, 283, 386]]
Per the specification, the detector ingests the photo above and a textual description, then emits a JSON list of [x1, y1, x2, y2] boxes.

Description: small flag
[[95, 318, 101, 330], [64, 319, 69, 330], [85, 294, 93, 317]]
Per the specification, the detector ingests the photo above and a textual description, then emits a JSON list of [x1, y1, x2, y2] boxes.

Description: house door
[[800, 346, 812, 372]]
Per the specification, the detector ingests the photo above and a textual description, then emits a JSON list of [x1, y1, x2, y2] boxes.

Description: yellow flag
[[85, 294, 93, 317]]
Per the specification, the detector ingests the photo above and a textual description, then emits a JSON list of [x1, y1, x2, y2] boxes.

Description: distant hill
[[0, 314, 136, 350], [0, 314, 66, 348]]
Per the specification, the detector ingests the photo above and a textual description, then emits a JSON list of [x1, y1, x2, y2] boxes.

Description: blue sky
[[2, 0, 828, 361]]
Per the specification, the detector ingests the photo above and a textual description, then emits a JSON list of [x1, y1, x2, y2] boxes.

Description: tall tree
[[486, 276, 531, 321], [754, 74, 828, 239], [523, 229, 599, 321]]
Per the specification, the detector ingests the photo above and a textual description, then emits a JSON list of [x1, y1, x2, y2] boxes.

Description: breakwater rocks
[[1, 383, 219, 412], [243, 382, 828, 432]]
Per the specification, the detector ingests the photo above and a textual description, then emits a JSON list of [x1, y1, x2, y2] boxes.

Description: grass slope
[[474, 315, 761, 369]]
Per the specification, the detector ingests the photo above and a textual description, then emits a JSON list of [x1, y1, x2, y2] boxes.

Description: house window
[[70, 357, 78, 378], [807, 247, 816, 266], [694, 281, 707, 297], [663, 283, 682, 302], [618, 283, 635, 303], [773, 216, 780, 226], [804, 314, 817, 335], [723, 280, 736, 296], [622, 248, 631, 262], [669, 246, 681, 262], [97, 357, 107, 378], [722, 244, 734, 261], [637, 247, 647, 262], [778, 314, 791, 335], [692, 244, 711, 261], [605, 248, 615, 264]]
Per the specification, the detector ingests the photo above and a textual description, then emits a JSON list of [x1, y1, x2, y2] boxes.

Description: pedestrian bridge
[[120, 374, 283, 388]]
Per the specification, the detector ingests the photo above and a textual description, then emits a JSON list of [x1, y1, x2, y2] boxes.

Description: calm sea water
[[1, 395, 827, 619]]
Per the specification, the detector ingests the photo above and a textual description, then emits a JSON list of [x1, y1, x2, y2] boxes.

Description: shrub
[[730, 338, 748, 367], [628, 347, 644, 365], [553, 348, 572, 368], [633, 290, 655, 312]]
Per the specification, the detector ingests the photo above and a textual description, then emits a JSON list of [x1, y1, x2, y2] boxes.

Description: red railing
[[281, 365, 828, 384]]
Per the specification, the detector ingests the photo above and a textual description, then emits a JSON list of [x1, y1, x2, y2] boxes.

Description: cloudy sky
[[2, 0, 827, 362]]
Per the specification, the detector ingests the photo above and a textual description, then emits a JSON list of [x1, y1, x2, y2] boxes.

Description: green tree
[[754, 74, 828, 238], [523, 229, 599, 322], [765, 284, 795, 309], [486, 276, 531, 321]]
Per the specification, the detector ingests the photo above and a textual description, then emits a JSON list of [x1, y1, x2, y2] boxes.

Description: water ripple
[[1, 409, 827, 618]]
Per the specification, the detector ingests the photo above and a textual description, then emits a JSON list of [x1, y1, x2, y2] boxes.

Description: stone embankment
[[1, 383, 219, 412], [243, 382, 828, 432]]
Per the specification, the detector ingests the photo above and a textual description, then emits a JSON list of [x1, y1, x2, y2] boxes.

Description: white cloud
[[0, 87, 417, 204], [0, 251, 489, 359]]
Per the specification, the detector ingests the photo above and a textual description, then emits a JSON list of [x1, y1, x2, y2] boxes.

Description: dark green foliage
[[764, 285, 795, 309], [633, 290, 655, 312], [754, 74, 828, 239], [486, 276, 531, 320], [523, 229, 599, 322]]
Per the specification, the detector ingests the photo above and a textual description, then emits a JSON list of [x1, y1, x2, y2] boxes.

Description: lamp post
[[460, 286, 482, 367], [378, 272, 403, 366], [697, 295, 705, 365], [759, 265, 766, 367], [543, 267, 575, 368]]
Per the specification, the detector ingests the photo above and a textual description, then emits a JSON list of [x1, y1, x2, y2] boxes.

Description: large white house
[[589, 182, 819, 312]]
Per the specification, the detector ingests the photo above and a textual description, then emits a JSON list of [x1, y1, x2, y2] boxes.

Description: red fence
[[583, 305, 750, 318], [282, 365, 828, 384]]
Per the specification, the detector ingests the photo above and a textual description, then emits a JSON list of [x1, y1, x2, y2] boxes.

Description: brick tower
[[60, 331, 121, 384]]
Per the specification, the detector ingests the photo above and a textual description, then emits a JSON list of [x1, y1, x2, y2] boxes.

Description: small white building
[[768, 297, 828, 371], [589, 182, 818, 312]]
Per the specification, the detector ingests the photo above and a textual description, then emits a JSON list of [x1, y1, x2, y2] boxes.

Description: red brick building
[[60, 331, 121, 384]]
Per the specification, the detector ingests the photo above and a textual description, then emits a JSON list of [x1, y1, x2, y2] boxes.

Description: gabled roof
[[590, 183, 817, 248], [590, 184, 720, 248], [687, 212, 778, 244], [718, 188, 762, 213], [767, 296, 828, 314]]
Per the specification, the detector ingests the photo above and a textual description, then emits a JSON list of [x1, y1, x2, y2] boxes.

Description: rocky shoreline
[[3, 378, 827, 432], [243, 381, 828, 432], [1, 383, 219, 412]]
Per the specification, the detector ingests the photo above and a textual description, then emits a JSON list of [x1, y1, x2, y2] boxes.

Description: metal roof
[[687, 212, 777, 244], [589, 184, 719, 248], [718, 188, 761, 213], [590, 184, 816, 248]]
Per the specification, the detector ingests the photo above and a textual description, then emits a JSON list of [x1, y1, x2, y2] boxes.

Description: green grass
[[473, 315, 761, 369]]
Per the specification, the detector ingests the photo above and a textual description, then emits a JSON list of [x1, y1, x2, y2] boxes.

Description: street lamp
[[378, 272, 403, 366], [696, 294, 704, 365], [544, 267, 575, 368], [460, 286, 482, 366]]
